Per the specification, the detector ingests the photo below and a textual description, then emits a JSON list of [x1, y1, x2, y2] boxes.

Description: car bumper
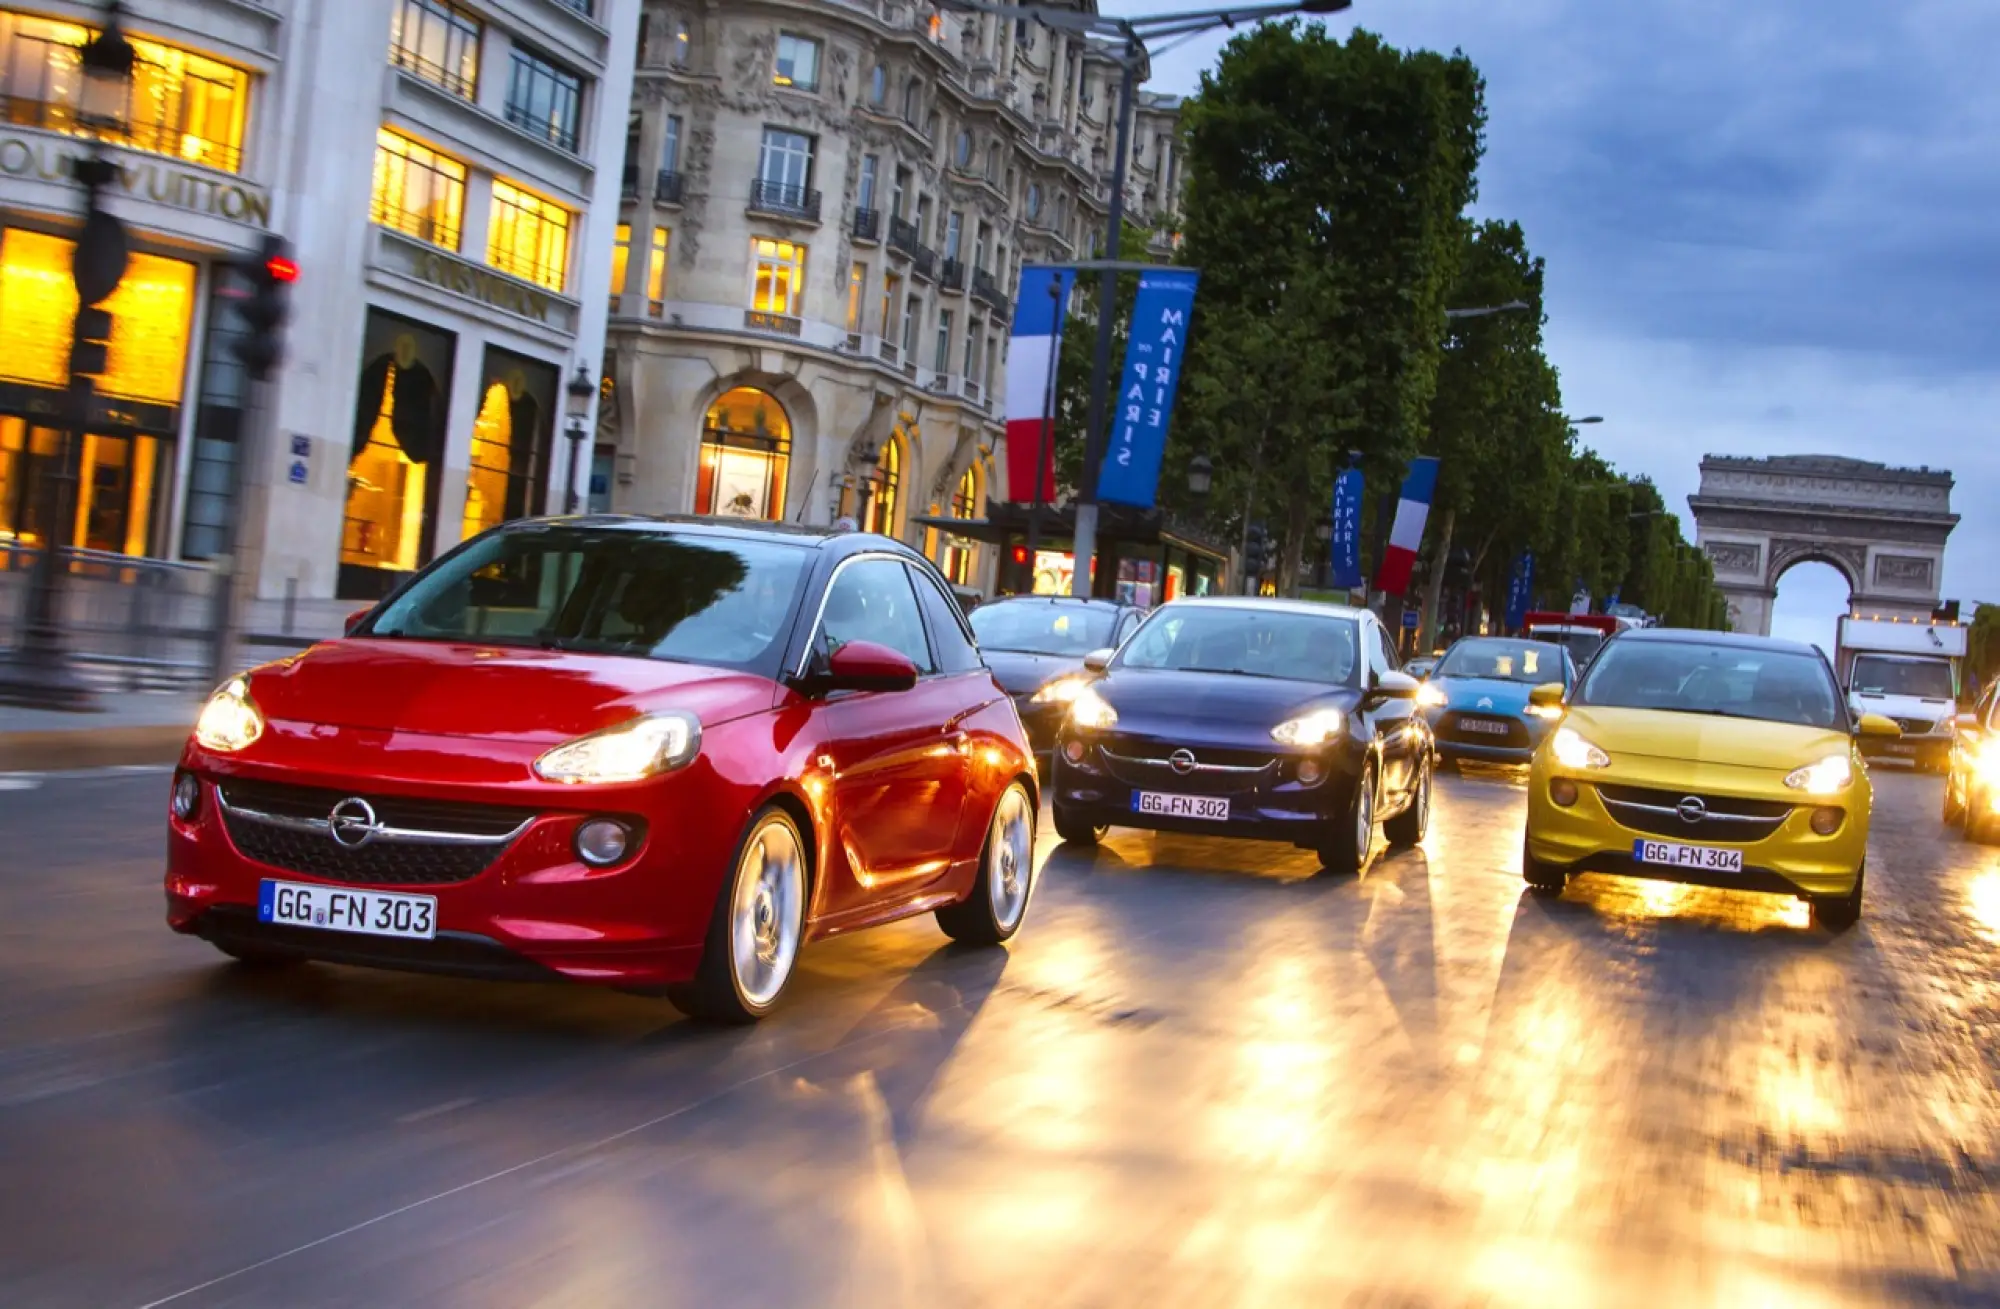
[[1524, 765, 1867, 898], [1050, 741, 1349, 844]]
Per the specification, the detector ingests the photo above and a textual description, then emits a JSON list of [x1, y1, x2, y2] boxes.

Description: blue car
[[1416, 636, 1577, 765]]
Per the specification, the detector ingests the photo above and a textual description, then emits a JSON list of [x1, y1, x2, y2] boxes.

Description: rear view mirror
[[1083, 648, 1115, 673], [1528, 682, 1566, 709], [1856, 713, 1902, 739], [343, 607, 372, 636]]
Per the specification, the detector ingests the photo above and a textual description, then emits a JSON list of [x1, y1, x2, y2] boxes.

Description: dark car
[[1945, 676, 2000, 842], [1047, 597, 1431, 875], [968, 595, 1148, 760]]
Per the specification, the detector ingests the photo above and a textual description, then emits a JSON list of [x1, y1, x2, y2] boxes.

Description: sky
[[1111, 0, 1997, 654]]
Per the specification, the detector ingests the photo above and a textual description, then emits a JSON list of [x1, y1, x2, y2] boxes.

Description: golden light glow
[[697, 387, 789, 520], [342, 364, 428, 572], [861, 433, 901, 535], [749, 237, 805, 316], [609, 222, 630, 300], [646, 226, 668, 312], [1967, 870, 2000, 944], [461, 382, 513, 541], [488, 178, 571, 292], [0, 229, 195, 403], [372, 129, 467, 250]]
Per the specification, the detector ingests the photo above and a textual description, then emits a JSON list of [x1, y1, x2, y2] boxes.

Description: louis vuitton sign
[[0, 135, 272, 227], [412, 249, 554, 324]]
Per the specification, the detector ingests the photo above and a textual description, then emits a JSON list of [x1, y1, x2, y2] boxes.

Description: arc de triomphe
[[1688, 455, 1958, 636]]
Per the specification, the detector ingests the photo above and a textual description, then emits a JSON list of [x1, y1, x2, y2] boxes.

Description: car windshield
[[1118, 606, 1361, 687], [1850, 655, 1954, 699], [1435, 638, 1567, 685], [1574, 639, 1844, 729], [968, 601, 1117, 655], [360, 526, 811, 675], [1529, 627, 1605, 665]]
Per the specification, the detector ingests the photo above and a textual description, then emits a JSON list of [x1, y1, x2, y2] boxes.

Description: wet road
[[4, 766, 2000, 1307]]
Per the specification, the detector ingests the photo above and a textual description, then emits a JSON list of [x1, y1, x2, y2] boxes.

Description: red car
[[165, 518, 1040, 1023]]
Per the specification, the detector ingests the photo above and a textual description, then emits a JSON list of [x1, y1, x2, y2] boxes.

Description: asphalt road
[[4, 764, 2000, 1307]]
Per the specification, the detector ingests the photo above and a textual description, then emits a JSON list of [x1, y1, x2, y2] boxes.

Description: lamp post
[[1187, 453, 1213, 505], [563, 362, 594, 514], [0, 2, 134, 709], [939, 0, 1351, 600]]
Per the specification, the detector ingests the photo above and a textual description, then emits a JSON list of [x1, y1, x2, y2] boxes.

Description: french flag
[[1374, 456, 1440, 596], [1002, 267, 1073, 503]]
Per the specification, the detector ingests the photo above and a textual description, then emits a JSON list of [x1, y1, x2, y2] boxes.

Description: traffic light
[[1445, 548, 1472, 590], [1243, 523, 1272, 586], [229, 234, 296, 381], [69, 306, 112, 380]]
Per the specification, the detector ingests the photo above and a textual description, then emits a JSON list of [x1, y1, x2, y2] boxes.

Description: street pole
[[566, 421, 587, 514], [205, 375, 272, 685], [1026, 278, 1063, 590]]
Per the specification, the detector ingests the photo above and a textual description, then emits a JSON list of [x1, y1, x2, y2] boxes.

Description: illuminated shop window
[[371, 129, 467, 250], [462, 383, 515, 540], [848, 433, 901, 536], [942, 464, 980, 585], [488, 179, 571, 292], [697, 387, 789, 521], [342, 363, 429, 574], [0, 229, 195, 404]]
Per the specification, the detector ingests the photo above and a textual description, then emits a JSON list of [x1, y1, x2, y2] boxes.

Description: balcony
[[970, 268, 1004, 308], [853, 208, 881, 243], [912, 244, 938, 283], [960, 378, 984, 405], [877, 339, 901, 367], [748, 179, 820, 223], [656, 171, 685, 205], [389, 46, 476, 102], [939, 258, 966, 293], [744, 309, 803, 337], [886, 217, 921, 261]]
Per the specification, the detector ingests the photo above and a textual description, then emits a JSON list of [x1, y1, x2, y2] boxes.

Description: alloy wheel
[[1355, 770, 1375, 858], [730, 818, 804, 1008], [987, 785, 1035, 931]]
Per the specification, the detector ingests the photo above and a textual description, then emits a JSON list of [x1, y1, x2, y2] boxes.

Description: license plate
[[1458, 717, 1510, 735], [1887, 742, 1915, 754], [258, 879, 438, 940], [1632, 840, 1743, 873], [1133, 792, 1230, 820]]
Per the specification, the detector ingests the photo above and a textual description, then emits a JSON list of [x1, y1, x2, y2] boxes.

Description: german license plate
[[1458, 717, 1510, 735], [1632, 840, 1743, 874], [1887, 742, 1915, 754], [1133, 792, 1229, 820], [258, 879, 437, 940]]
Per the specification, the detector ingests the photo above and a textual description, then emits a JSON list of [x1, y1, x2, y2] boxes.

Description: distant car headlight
[[1068, 686, 1118, 731], [1550, 726, 1610, 770], [1415, 682, 1448, 708], [1785, 752, 1853, 796], [1271, 708, 1346, 747], [193, 677, 264, 753], [534, 712, 701, 784], [1032, 674, 1091, 705]]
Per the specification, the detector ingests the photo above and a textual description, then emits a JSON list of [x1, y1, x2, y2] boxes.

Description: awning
[[913, 502, 1231, 561]]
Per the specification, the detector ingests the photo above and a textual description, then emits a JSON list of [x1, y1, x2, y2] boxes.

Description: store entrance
[[0, 419, 163, 560]]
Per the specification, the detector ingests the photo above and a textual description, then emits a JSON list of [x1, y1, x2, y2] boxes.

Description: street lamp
[[563, 362, 594, 514], [1565, 415, 1604, 426], [939, 0, 1352, 599]]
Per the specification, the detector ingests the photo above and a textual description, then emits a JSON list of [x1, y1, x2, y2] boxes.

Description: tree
[[1969, 603, 2000, 696]]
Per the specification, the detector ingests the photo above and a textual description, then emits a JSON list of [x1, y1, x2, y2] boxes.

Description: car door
[[816, 555, 972, 919], [908, 562, 1010, 861], [1366, 618, 1418, 799]]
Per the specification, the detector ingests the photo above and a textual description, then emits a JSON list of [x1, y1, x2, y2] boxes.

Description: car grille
[[1436, 711, 1530, 748], [1893, 717, 1940, 737], [216, 779, 539, 887], [1594, 784, 1794, 842], [1096, 737, 1281, 795]]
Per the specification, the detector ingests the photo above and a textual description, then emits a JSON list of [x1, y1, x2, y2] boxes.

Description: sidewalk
[[0, 690, 203, 772]]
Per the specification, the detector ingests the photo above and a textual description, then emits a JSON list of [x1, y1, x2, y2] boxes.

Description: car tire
[[1943, 775, 1966, 826], [936, 782, 1036, 946], [666, 805, 808, 1025], [1969, 797, 1997, 845], [1383, 752, 1431, 847], [1810, 866, 1864, 932], [1521, 834, 1565, 894], [1052, 803, 1106, 846], [1318, 763, 1376, 875]]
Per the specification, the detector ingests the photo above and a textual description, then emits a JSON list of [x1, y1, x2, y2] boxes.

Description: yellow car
[[1522, 629, 1901, 930]]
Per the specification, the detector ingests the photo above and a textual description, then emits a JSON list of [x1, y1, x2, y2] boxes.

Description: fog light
[[575, 818, 632, 867], [1550, 778, 1579, 807], [1297, 758, 1325, 786], [1810, 806, 1845, 836], [170, 772, 200, 821], [1062, 738, 1085, 765]]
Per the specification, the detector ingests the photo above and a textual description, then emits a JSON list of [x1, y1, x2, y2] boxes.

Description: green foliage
[[1970, 604, 2000, 696]]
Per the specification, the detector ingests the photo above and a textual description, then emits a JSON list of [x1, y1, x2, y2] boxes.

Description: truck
[[1519, 611, 1625, 669], [1834, 614, 1969, 771]]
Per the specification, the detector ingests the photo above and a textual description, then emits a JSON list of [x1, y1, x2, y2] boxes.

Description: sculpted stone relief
[[1702, 541, 1762, 575], [1873, 554, 1935, 587]]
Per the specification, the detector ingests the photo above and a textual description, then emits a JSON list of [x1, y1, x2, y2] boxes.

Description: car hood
[[983, 649, 1086, 697], [1563, 705, 1851, 771], [1095, 668, 1355, 739], [243, 639, 779, 744], [1432, 676, 1538, 715]]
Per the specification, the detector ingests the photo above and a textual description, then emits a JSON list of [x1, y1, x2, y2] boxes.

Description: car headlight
[[1784, 752, 1853, 796], [1549, 726, 1610, 770], [533, 712, 702, 784], [193, 676, 264, 753], [1524, 703, 1566, 720], [1271, 707, 1346, 747], [1977, 745, 2000, 786], [1032, 674, 1091, 705], [1415, 683, 1448, 708], [1068, 686, 1118, 730]]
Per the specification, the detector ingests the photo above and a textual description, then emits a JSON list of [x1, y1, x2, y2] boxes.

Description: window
[[757, 127, 814, 205], [934, 309, 952, 374], [974, 223, 989, 272], [669, 16, 691, 67], [389, 0, 479, 99], [461, 381, 543, 541], [857, 154, 878, 212], [962, 319, 979, 381], [0, 12, 252, 173], [900, 292, 919, 358], [505, 47, 583, 152], [1369, 624, 1398, 680], [1120, 608, 1362, 688], [953, 129, 973, 169], [902, 78, 922, 123], [891, 167, 911, 221], [868, 64, 888, 106], [820, 557, 933, 675], [944, 211, 963, 261], [487, 179, 572, 291], [662, 114, 682, 172], [774, 33, 820, 92], [371, 129, 467, 249], [879, 272, 900, 342], [859, 437, 902, 537], [646, 227, 669, 315], [698, 387, 790, 521], [610, 222, 630, 301], [911, 562, 982, 673], [939, 465, 981, 588], [748, 238, 805, 316], [1025, 183, 1042, 222], [1576, 638, 1844, 731], [846, 262, 866, 332]]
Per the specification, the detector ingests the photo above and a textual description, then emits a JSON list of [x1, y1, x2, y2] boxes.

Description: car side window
[[907, 564, 983, 675], [1365, 622, 1395, 684], [1116, 611, 1144, 645], [819, 557, 936, 675]]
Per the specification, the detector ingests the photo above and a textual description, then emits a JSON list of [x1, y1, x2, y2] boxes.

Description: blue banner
[[1505, 551, 1536, 631], [1096, 269, 1200, 507], [1330, 467, 1364, 589]]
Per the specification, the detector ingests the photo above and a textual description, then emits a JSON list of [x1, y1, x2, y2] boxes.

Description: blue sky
[[1112, 0, 1996, 652]]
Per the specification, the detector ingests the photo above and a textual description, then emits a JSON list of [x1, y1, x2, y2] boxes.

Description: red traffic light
[[266, 255, 298, 284], [1011, 545, 1029, 565]]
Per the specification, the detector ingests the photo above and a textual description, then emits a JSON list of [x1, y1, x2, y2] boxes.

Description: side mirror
[[1528, 682, 1566, 710], [1372, 670, 1420, 700], [820, 640, 920, 694], [1856, 713, 1902, 740], [1083, 648, 1115, 673], [343, 607, 372, 636], [1958, 712, 1982, 734]]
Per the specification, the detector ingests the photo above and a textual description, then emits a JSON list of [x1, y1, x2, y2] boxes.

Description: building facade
[[601, 0, 1182, 592], [0, 0, 637, 609]]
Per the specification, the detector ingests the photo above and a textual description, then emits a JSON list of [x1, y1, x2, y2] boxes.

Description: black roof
[[494, 514, 922, 556], [1615, 627, 1823, 658]]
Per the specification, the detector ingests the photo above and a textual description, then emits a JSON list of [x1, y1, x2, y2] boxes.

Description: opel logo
[[328, 797, 381, 848], [1676, 796, 1707, 825], [1168, 749, 1198, 775]]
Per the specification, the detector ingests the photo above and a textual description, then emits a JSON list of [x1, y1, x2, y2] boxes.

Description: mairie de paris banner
[[1095, 269, 1200, 508], [1330, 467, 1364, 590]]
